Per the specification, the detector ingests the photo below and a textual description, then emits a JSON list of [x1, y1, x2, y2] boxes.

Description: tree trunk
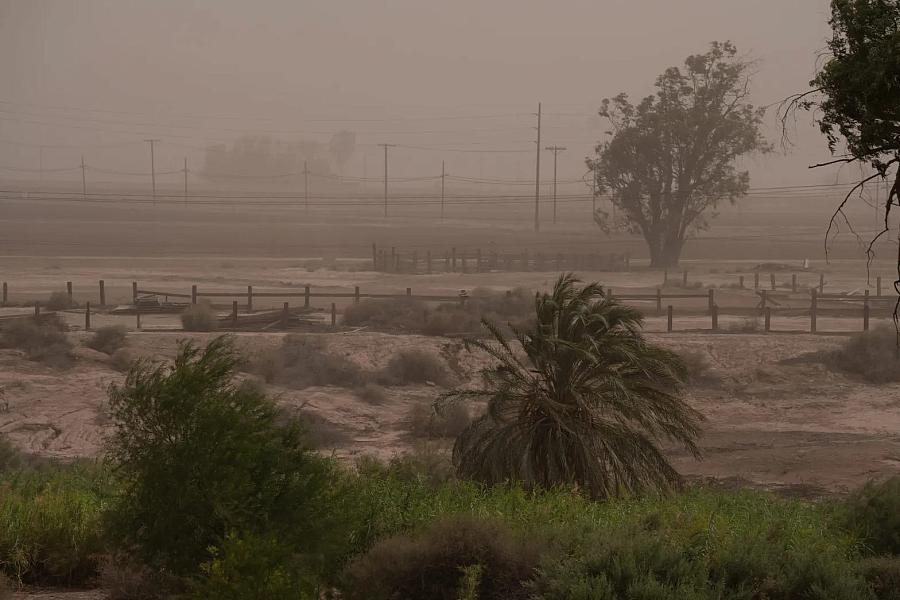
[[647, 234, 684, 269]]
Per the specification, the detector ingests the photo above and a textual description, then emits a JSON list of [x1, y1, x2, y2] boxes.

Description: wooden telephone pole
[[545, 145, 566, 224], [533, 102, 542, 232], [378, 144, 396, 217]]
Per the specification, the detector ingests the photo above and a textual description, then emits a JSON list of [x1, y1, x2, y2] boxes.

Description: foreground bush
[[252, 334, 363, 388], [45, 291, 77, 311], [0, 315, 73, 368], [343, 515, 543, 600], [379, 348, 452, 386], [104, 336, 354, 581], [837, 477, 900, 556], [86, 324, 128, 355], [180, 301, 218, 332], [0, 463, 107, 586], [824, 327, 900, 383]]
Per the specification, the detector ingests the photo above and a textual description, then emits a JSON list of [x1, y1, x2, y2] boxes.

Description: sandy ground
[[2, 328, 898, 496]]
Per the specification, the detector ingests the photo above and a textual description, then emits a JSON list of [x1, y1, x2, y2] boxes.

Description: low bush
[[251, 334, 363, 388], [0, 463, 107, 586], [109, 348, 137, 373], [357, 443, 456, 489], [405, 401, 472, 439], [679, 349, 719, 385], [342, 515, 544, 600], [858, 556, 900, 600], [343, 298, 427, 332], [0, 315, 73, 368], [86, 324, 128, 355], [354, 383, 388, 405], [823, 327, 900, 383], [45, 291, 77, 311], [180, 301, 218, 332], [379, 349, 451, 386], [836, 476, 900, 555], [99, 554, 171, 600]]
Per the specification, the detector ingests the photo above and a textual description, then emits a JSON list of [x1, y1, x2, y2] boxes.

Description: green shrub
[[342, 515, 544, 600], [379, 349, 451, 386], [190, 531, 316, 600], [104, 336, 354, 578], [0, 463, 107, 586], [180, 301, 218, 332], [823, 327, 900, 383], [86, 324, 128, 355], [0, 315, 73, 368], [252, 334, 363, 388], [45, 291, 77, 311], [837, 477, 900, 555], [355, 383, 388, 404], [858, 556, 900, 600]]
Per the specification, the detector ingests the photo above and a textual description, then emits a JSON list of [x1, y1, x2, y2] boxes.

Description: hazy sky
[[0, 0, 837, 187]]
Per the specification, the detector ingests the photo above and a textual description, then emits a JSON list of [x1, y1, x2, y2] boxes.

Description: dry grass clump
[[180, 301, 218, 332], [86, 324, 128, 355], [379, 349, 452, 386], [678, 349, 720, 386], [45, 291, 78, 311], [252, 334, 363, 389], [405, 401, 472, 439], [0, 314, 73, 368], [727, 317, 761, 333], [343, 298, 426, 332], [822, 327, 900, 383], [109, 348, 137, 373]]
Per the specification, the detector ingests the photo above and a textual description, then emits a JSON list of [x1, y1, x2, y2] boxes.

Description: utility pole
[[545, 145, 566, 225], [378, 144, 395, 217], [441, 160, 446, 221], [534, 102, 542, 232], [80, 156, 86, 200], [144, 139, 159, 204], [304, 160, 309, 214], [183, 157, 188, 206]]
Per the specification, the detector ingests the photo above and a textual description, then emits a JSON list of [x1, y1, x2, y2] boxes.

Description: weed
[[379, 349, 451, 386], [0, 315, 73, 368], [46, 291, 77, 311], [823, 327, 900, 383], [86, 324, 128, 355], [251, 334, 363, 388]]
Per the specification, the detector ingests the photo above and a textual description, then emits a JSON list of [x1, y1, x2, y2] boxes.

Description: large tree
[[786, 0, 900, 325], [589, 42, 769, 268], [442, 274, 703, 499]]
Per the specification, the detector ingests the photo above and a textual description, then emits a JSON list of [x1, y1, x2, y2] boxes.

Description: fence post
[[819, 273, 825, 293], [426, 250, 432, 274], [2, 281, 6, 305], [191, 285, 197, 305], [864, 290, 870, 331], [85, 301, 91, 331], [34, 302, 40, 318], [711, 304, 718, 331], [99, 280, 105, 306], [877, 276, 882, 297], [791, 273, 798, 293], [282, 302, 289, 329], [136, 308, 141, 330], [683, 270, 688, 287], [372, 243, 377, 271], [406, 287, 412, 297], [451, 247, 457, 272], [331, 303, 337, 328], [754, 271, 759, 289], [739, 275, 744, 289], [132, 281, 138, 303], [663, 269, 669, 286], [460, 253, 467, 274], [810, 289, 818, 334], [66, 281, 73, 305], [656, 288, 662, 315], [764, 307, 771, 332], [232, 300, 238, 328], [707, 289, 715, 314], [667, 305, 673, 332], [394, 251, 401, 273], [770, 273, 776, 290], [247, 285, 253, 313], [354, 286, 360, 304], [304, 285, 310, 308], [760, 289, 768, 311]]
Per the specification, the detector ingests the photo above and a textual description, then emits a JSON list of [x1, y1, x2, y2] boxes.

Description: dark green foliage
[[0, 315, 73, 368], [379, 348, 451, 386], [837, 477, 900, 555], [86, 324, 128, 355], [590, 42, 768, 268], [104, 336, 351, 578], [824, 327, 900, 383], [180, 301, 218, 332], [252, 334, 363, 388], [343, 515, 543, 600], [445, 274, 703, 498], [859, 556, 900, 600]]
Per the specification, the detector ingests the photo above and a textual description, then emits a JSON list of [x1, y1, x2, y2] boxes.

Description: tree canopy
[[589, 42, 768, 268]]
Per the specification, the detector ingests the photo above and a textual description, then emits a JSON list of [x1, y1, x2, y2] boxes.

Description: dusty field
[[2, 327, 898, 495]]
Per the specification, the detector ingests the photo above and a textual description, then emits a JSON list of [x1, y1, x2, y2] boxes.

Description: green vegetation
[[0, 314, 74, 368], [444, 274, 703, 498], [86, 324, 128, 355]]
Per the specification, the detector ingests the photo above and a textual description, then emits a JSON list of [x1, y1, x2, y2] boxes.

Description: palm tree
[[442, 273, 703, 498]]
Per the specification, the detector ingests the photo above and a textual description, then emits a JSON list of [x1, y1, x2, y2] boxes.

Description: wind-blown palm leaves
[[442, 274, 703, 498]]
